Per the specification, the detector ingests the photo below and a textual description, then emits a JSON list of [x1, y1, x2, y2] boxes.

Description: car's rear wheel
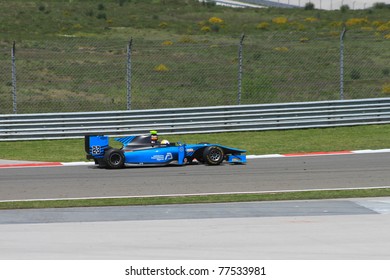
[[203, 146, 224, 165], [104, 149, 125, 169]]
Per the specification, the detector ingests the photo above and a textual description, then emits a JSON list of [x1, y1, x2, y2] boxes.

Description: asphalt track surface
[[1, 198, 390, 259], [1, 153, 390, 259], [1, 153, 390, 201]]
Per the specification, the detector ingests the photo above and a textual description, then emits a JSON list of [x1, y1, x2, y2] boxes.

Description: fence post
[[339, 27, 347, 100], [237, 33, 245, 105], [11, 41, 17, 114], [126, 38, 133, 110]]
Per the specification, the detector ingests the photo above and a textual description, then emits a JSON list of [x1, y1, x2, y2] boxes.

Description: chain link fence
[[1, 31, 389, 114], [243, 31, 390, 104], [1, 38, 127, 114]]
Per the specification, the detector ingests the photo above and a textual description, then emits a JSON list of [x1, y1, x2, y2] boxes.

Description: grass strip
[[1, 188, 389, 210], [3, 125, 390, 162]]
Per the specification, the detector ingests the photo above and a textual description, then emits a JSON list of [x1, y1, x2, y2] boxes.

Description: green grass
[[2, 124, 390, 162], [1, 0, 389, 39], [1, 1, 389, 113], [1, 188, 390, 210]]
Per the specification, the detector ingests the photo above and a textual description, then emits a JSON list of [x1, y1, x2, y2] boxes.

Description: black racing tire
[[104, 149, 125, 169], [203, 146, 224, 165]]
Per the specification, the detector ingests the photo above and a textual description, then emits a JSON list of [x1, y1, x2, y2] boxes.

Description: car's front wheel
[[104, 149, 125, 169], [203, 146, 224, 165]]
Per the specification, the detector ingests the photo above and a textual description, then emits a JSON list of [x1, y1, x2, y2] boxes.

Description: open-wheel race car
[[85, 131, 246, 169]]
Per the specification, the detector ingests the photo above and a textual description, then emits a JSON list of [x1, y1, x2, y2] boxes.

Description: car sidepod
[[123, 145, 186, 166]]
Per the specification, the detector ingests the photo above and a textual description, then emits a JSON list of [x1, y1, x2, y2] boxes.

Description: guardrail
[[238, 0, 297, 8], [2, 98, 390, 141]]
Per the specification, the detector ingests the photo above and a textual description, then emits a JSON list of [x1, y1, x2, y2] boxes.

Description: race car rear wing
[[85, 135, 109, 159]]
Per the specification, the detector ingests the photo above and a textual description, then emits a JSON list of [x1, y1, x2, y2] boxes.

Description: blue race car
[[85, 131, 246, 169]]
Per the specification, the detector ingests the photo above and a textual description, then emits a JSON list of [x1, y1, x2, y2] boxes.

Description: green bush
[[211, 24, 220, 32], [373, 2, 390, 9], [85, 9, 94, 17], [38, 4, 45, 12], [304, 2, 315, 10], [98, 3, 105, 10], [340, 5, 350, 13], [118, 0, 127, 6], [350, 69, 361, 80], [96, 12, 107, 20]]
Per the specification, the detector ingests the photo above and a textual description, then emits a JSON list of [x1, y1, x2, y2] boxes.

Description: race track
[[1, 153, 389, 201], [1, 152, 390, 260], [1, 198, 390, 259]]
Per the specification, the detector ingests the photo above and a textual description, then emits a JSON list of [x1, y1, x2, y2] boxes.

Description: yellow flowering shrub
[[201, 26, 211, 32], [179, 36, 196, 43], [154, 64, 169, 72], [162, 40, 173, 46], [304, 17, 318, 23], [294, 23, 306, 31], [330, 21, 343, 28], [382, 83, 390, 94], [377, 22, 390, 32], [197, 20, 207, 27], [345, 18, 369, 26], [372, 21, 384, 27], [208, 17, 223, 24], [159, 22, 168, 28], [385, 34, 390, 39], [274, 47, 289, 52], [256, 22, 269, 30], [272, 17, 288, 24], [300, 37, 309, 43]]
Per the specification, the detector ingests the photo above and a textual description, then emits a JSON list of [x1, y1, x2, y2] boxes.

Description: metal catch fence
[[0, 30, 389, 114]]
